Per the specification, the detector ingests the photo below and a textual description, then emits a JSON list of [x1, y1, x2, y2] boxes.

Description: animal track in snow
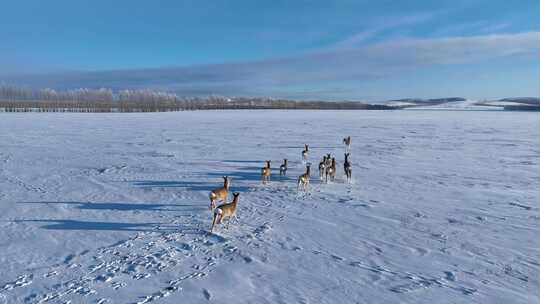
[[1, 220, 238, 304], [509, 202, 533, 210], [0, 274, 33, 291]]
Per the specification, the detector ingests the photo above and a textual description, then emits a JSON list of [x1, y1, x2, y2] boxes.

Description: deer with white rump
[[344, 153, 352, 183], [325, 158, 336, 183], [301, 144, 309, 163], [297, 164, 311, 192], [211, 192, 240, 232], [279, 159, 288, 176], [209, 176, 230, 210], [343, 136, 351, 152], [319, 155, 327, 180]]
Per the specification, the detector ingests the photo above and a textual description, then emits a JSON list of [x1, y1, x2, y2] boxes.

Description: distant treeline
[[0, 84, 393, 112], [504, 105, 540, 111]]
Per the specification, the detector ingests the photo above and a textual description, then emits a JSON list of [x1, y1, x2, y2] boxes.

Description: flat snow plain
[[1, 110, 539, 304]]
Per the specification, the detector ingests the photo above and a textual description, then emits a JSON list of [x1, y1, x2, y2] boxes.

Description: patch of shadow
[[14, 219, 162, 232], [64, 254, 76, 264], [19, 201, 204, 212], [351, 203, 371, 208], [447, 218, 461, 224], [203, 288, 211, 301], [221, 159, 262, 164], [274, 145, 340, 149], [509, 202, 533, 210], [205, 171, 266, 184], [16, 219, 207, 234], [133, 180, 251, 192]]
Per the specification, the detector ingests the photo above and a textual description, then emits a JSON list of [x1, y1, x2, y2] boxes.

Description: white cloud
[[5, 32, 540, 98]]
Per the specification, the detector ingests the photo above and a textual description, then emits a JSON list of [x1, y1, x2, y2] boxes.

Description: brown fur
[[209, 176, 230, 210], [261, 160, 271, 184], [211, 192, 240, 232], [297, 164, 311, 191], [325, 158, 336, 183], [325, 153, 332, 168], [302, 144, 309, 161]]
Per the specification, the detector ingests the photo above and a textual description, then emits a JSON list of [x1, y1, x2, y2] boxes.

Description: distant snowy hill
[[385, 97, 540, 111]]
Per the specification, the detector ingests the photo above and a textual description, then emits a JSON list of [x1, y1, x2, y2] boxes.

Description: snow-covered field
[[1, 110, 539, 304]]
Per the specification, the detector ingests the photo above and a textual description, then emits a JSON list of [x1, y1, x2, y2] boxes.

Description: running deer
[[325, 158, 336, 183], [279, 159, 288, 176], [211, 192, 240, 232], [297, 164, 311, 191], [209, 176, 230, 210], [319, 155, 327, 180], [344, 153, 352, 183], [261, 160, 271, 184], [343, 136, 351, 152], [301, 144, 309, 162]]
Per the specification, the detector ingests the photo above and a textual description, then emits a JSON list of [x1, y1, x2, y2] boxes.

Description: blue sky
[[2, 0, 540, 100]]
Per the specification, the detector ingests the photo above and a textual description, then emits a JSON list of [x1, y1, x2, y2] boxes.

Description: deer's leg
[[211, 212, 219, 232]]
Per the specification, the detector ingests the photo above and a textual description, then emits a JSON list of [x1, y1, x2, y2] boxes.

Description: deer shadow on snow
[[14, 219, 208, 234], [133, 180, 252, 192], [14, 219, 164, 232], [15, 201, 209, 233], [19, 201, 205, 212]]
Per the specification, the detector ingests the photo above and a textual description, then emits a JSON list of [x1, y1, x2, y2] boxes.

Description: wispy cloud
[[478, 23, 511, 34], [430, 21, 512, 38], [334, 12, 438, 48], [5, 32, 540, 99]]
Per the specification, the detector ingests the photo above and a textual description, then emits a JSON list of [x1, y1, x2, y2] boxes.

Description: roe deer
[[319, 155, 327, 180], [343, 136, 351, 152], [325, 158, 336, 183], [261, 160, 271, 184], [324, 153, 332, 168], [301, 144, 309, 162], [344, 153, 352, 183], [211, 192, 240, 232], [279, 159, 288, 176], [209, 176, 230, 210], [297, 164, 311, 191]]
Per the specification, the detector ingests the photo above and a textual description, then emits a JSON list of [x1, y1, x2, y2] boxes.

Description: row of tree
[[0, 84, 393, 112]]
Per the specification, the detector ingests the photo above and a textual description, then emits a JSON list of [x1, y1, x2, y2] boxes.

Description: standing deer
[[209, 176, 230, 210], [343, 136, 351, 152], [319, 155, 327, 180], [344, 153, 352, 183], [297, 164, 311, 192], [279, 159, 288, 176], [261, 160, 271, 184], [301, 144, 309, 163], [325, 153, 332, 168], [325, 158, 336, 183], [211, 192, 240, 232]]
